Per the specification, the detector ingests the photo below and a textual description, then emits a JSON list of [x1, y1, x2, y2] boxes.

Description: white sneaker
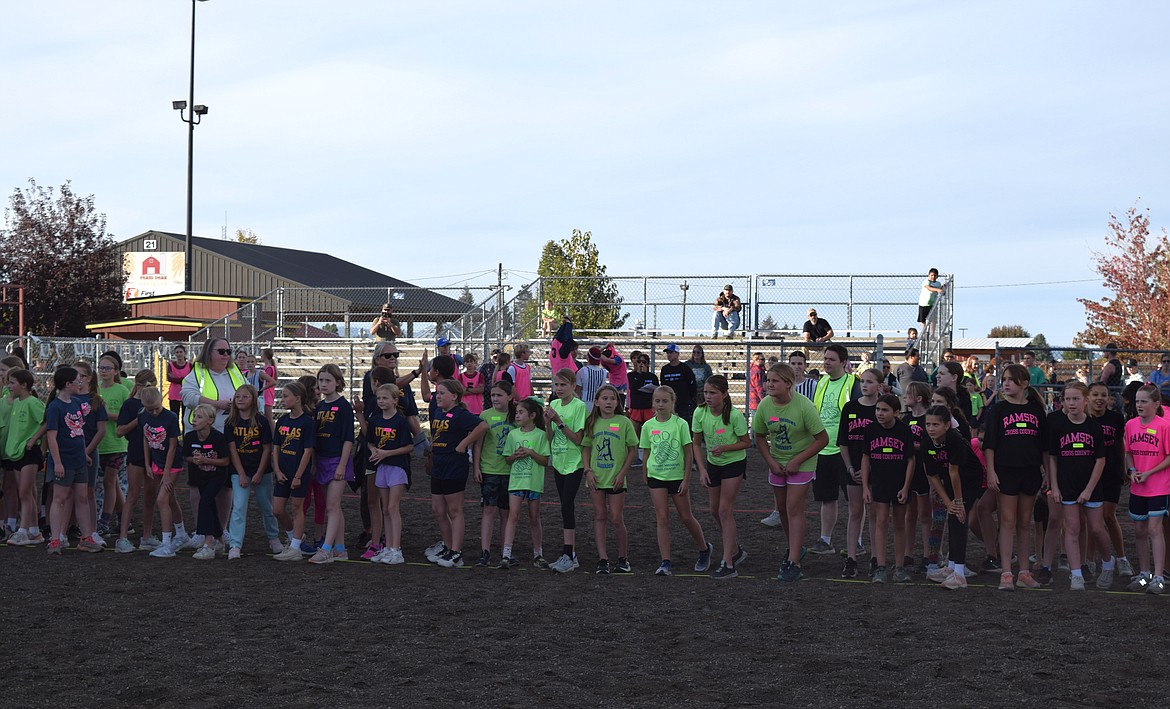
[[550, 554, 579, 573], [370, 547, 388, 563], [91, 532, 107, 546], [172, 531, 193, 550], [183, 534, 204, 550], [5, 529, 31, 546], [274, 546, 302, 562], [760, 510, 782, 528], [382, 548, 405, 565], [228, 547, 242, 560], [269, 538, 286, 554], [149, 542, 176, 558], [1118, 557, 1135, 577], [212, 539, 226, 553], [138, 536, 162, 551], [425, 540, 446, 562], [193, 545, 216, 560], [114, 537, 136, 554]]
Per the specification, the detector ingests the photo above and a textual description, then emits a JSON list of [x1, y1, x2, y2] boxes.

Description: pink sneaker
[[927, 566, 954, 583], [360, 544, 382, 561], [1016, 570, 1041, 589], [941, 573, 968, 590], [998, 571, 1015, 591]]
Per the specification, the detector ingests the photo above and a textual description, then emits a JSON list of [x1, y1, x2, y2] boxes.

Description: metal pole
[[184, 0, 197, 292], [847, 275, 854, 337], [679, 280, 688, 335], [642, 277, 648, 337]]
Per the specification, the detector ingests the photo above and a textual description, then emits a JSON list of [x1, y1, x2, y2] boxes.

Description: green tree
[[988, 325, 1030, 338], [759, 314, 778, 331], [0, 179, 127, 335], [458, 286, 474, 305], [234, 228, 261, 244], [322, 323, 340, 336], [1029, 333, 1052, 361], [531, 230, 627, 333]]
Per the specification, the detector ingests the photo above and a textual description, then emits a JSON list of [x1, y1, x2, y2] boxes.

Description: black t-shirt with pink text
[[838, 400, 877, 470], [861, 419, 914, 484], [982, 400, 1047, 468]]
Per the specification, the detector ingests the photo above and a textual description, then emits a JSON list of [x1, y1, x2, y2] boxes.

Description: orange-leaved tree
[[1079, 205, 1170, 350]]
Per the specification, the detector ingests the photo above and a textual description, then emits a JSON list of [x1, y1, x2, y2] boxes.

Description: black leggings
[[946, 492, 978, 566], [554, 469, 584, 530]]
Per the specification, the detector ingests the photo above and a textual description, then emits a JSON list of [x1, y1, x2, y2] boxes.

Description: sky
[[4, 1, 1169, 346]]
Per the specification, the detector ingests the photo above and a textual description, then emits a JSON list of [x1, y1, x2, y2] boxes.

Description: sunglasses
[[380, 352, 401, 359], [215, 348, 231, 356]]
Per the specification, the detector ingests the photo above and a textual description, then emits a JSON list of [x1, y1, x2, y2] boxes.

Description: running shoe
[[424, 539, 445, 560], [114, 538, 135, 554], [426, 543, 448, 564], [299, 540, 317, 555], [6, 530, 31, 546], [655, 560, 673, 576], [1015, 570, 1041, 589], [941, 573, 968, 590], [872, 566, 887, 584], [474, 550, 491, 567], [712, 562, 737, 580], [595, 559, 610, 575], [172, 531, 193, 550], [998, 572, 1015, 591], [382, 548, 405, 565], [497, 556, 518, 570], [1080, 564, 1094, 582], [228, 547, 242, 560], [138, 536, 162, 551], [1096, 568, 1115, 590], [550, 554, 579, 573], [274, 546, 302, 561], [193, 545, 216, 560], [149, 542, 176, 559], [1033, 567, 1053, 586], [78, 539, 103, 553], [1069, 574, 1086, 591], [810, 539, 835, 555], [928, 566, 954, 583], [695, 542, 713, 572], [869, 556, 878, 576], [1149, 577, 1166, 595], [982, 555, 1002, 573], [361, 544, 383, 561], [532, 555, 550, 569], [333, 548, 349, 561], [1126, 574, 1151, 592], [732, 546, 747, 567], [1117, 557, 1135, 577], [613, 557, 632, 573], [47, 539, 63, 556], [777, 563, 804, 582], [269, 538, 286, 554], [760, 510, 782, 528], [436, 549, 464, 568], [841, 557, 858, 579], [308, 549, 334, 564], [892, 566, 913, 583], [1057, 553, 1070, 571]]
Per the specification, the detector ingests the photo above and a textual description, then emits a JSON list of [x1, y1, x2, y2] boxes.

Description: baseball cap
[[1127, 358, 1139, 367], [436, 337, 450, 347], [663, 344, 680, 353], [587, 346, 603, 363]]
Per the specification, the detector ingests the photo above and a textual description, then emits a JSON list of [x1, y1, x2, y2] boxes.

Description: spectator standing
[[371, 305, 402, 342], [1148, 353, 1170, 396], [659, 344, 697, 422]]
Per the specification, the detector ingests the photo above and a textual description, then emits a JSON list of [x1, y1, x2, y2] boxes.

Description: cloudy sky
[[4, 1, 1168, 345]]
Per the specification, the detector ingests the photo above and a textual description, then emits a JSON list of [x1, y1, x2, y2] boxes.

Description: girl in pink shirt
[[1123, 384, 1170, 593]]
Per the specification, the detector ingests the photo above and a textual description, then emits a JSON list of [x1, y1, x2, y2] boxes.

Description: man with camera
[[371, 304, 402, 341]]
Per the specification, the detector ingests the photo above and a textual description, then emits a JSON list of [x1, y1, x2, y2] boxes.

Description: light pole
[[173, 0, 210, 293]]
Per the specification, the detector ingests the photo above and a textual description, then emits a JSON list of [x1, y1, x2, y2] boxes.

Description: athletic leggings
[[946, 492, 977, 566], [554, 469, 584, 530]]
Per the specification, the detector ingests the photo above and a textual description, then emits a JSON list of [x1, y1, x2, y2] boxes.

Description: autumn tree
[[0, 179, 126, 335], [531, 230, 627, 333], [1079, 205, 1170, 350], [233, 228, 261, 244], [987, 325, 1030, 338]]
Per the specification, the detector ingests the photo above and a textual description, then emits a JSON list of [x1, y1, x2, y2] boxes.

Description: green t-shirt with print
[[583, 414, 638, 489], [98, 382, 131, 454], [505, 427, 551, 493], [638, 414, 692, 481], [751, 394, 826, 473], [691, 406, 748, 465], [479, 408, 517, 476], [548, 397, 586, 475]]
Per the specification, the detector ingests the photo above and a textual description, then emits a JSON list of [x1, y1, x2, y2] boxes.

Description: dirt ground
[[1, 448, 1161, 707]]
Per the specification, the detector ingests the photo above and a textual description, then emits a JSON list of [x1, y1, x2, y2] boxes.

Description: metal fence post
[[277, 287, 285, 338], [642, 277, 648, 336], [847, 275, 854, 337]]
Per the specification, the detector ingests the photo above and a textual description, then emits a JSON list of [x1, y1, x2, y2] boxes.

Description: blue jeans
[[713, 310, 740, 335], [227, 472, 280, 548]]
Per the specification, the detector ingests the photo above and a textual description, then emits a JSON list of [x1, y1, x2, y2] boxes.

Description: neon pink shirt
[[459, 371, 484, 415], [508, 362, 533, 400], [1125, 415, 1170, 496]]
